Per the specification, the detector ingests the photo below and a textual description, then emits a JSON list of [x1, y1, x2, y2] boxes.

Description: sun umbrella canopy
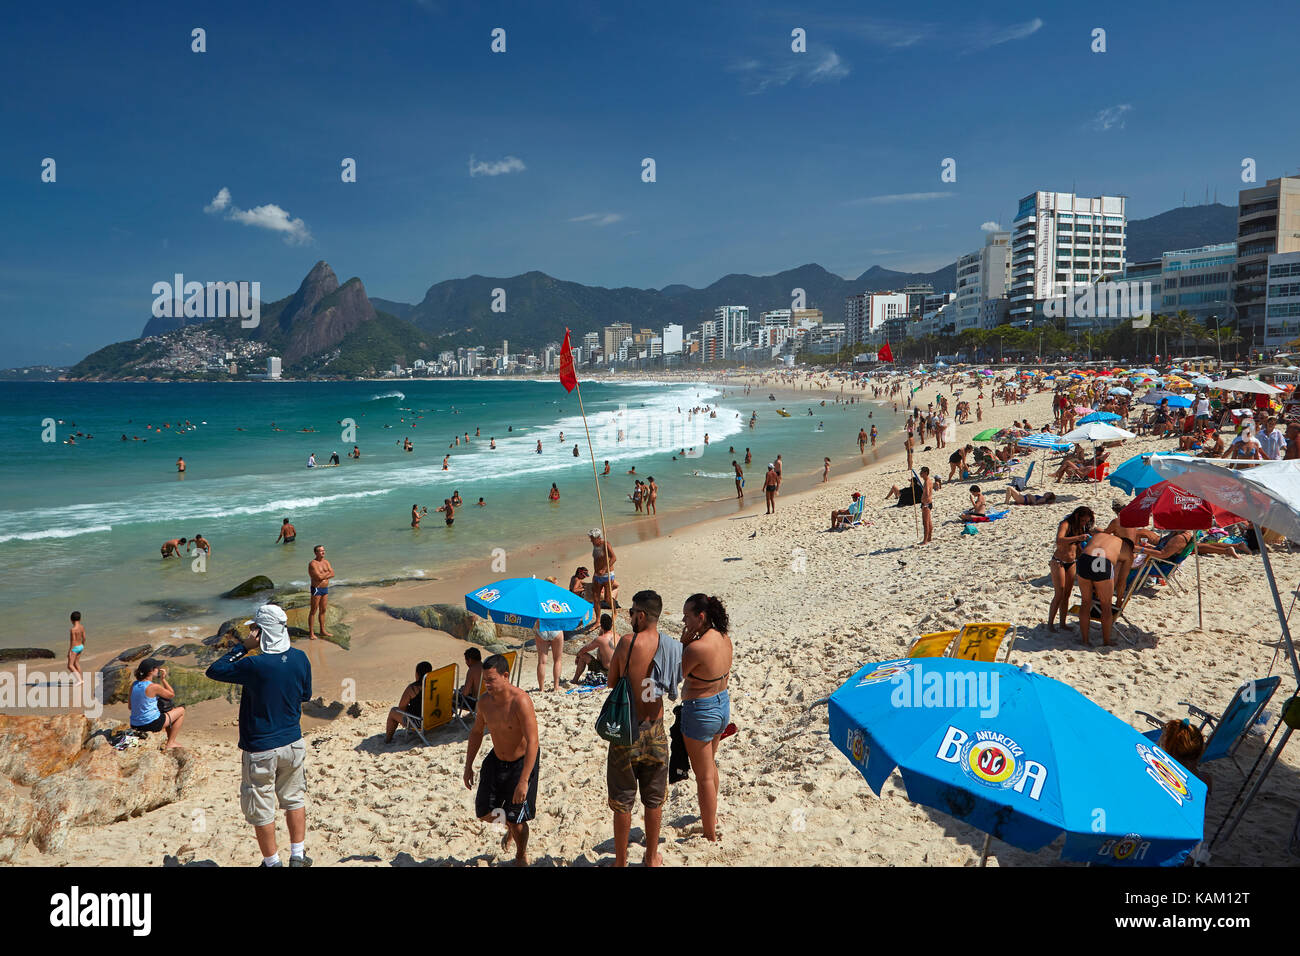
[[1079, 411, 1122, 424], [1109, 453, 1190, 494], [1119, 480, 1242, 530], [1149, 458, 1300, 543], [465, 577, 595, 631], [1213, 377, 1282, 395], [973, 428, 1000, 441], [1062, 423, 1135, 443], [1108, 387, 1132, 396], [829, 658, 1207, 864], [1017, 433, 1074, 451]]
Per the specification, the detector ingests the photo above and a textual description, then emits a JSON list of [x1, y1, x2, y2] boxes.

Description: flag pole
[[564, 330, 614, 617]]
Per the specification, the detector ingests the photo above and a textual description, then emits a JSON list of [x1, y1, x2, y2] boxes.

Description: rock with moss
[[107, 644, 152, 666], [206, 606, 350, 653], [99, 659, 232, 707], [376, 603, 518, 647], [222, 575, 276, 599], [0, 648, 56, 664]]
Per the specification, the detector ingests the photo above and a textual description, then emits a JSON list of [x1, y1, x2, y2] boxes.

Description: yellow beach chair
[[951, 623, 1015, 663], [906, 630, 959, 658], [398, 663, 458, 745]]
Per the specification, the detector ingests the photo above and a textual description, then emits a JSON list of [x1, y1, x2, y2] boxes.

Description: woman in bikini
[[1049, 506, 1094, 632], [681, 593, 734, 843]]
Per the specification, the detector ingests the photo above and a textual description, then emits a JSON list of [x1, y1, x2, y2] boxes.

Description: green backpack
[[596, 632, 638, 745]]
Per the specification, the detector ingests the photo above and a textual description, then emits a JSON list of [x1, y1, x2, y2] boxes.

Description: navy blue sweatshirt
[[206, 644, 312, 752]]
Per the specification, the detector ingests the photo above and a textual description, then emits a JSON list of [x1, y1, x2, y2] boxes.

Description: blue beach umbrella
[[1016, 433, 1073, 451], [829, 658, 1207, 865], [465, 577, 595, 631], [1078, 411, 1121, 425], [1108, 386, 1132, 396], [1108, 452, 1195, 494]]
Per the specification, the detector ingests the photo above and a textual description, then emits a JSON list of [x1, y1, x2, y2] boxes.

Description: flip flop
[[719, 723, 738, 741]]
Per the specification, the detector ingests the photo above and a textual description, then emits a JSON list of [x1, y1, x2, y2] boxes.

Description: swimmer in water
[[442, 455, 449, 470], [490, 437, 497, 449], [536, 440, 543, 454]]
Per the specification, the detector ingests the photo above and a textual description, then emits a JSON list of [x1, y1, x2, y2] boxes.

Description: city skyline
[[5, 1, 1300, 365]]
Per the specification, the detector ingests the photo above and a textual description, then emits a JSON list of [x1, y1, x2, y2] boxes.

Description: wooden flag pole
[[572, 359, 614, 616]]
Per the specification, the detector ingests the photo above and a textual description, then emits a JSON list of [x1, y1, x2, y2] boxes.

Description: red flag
[[878, 342, 894, 363], [558, 329, 578, 392]]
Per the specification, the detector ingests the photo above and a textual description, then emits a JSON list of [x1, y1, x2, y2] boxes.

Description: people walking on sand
[[307, 545, 334, 639], [605, 590, 681, 866], [904, 433, 914, 472], [68, 611, 86, 685], [206, 604, 313, 867], [764, 462, 778, 514], [681, 593, 733, 843], [464, 654, 539, 866], [129, 658, 186, 748], [276, 518, 296, 544], [1049, 507, 1094, 633], [919, 466, 934, 544]]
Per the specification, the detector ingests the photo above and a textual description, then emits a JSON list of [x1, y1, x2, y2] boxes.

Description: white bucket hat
[[244, 603, 291, 654]]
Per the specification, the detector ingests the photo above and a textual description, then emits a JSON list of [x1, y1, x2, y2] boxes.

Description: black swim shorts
[[1078, 553, 1114, 582], [475, 750, 538, 823]]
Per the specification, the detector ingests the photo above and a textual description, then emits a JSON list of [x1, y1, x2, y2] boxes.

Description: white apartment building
[[1009, 192, 1127, 325], [661, 323, 683, 354], [1265, 251, 1300, 347], [714, 306, 749, 356], [266, 356, 282, 379], [844, 292, 908, 345], [953, 231, 1011, 331]]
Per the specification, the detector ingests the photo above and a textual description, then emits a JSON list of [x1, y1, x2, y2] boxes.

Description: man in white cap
[[206, 604, 314, 867]]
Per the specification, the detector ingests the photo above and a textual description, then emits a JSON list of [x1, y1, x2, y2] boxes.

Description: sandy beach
[[9, 373, 1300, 867]]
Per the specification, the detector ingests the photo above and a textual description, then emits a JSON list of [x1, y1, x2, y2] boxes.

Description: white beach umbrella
[[1061, 423, 1135, 443], [1148, 455, 1300, 853], [1212, 377, 1283, 395]]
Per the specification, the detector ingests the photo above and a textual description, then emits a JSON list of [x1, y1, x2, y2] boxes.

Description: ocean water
[[0, 379, 897, 649]]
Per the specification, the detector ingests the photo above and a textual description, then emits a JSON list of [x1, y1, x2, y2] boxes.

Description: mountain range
[[70, 203, 1238, 378]]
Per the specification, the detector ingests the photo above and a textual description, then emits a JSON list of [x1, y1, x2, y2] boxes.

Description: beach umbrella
[[829, 658, 1207, 865], [1061, 423, 1135, 443], [1108, 387, 1132, 397], [1108, 453, 1192, 494], [1192, 377, 1214, 387], [1018, 433, 1074, 487], [973, 428, 1000, 441], [1213, 377, 1283, 395], [1147, 456, 1300, 853], [465, 577, 595, 631], [1079, 411, 1122, 424]]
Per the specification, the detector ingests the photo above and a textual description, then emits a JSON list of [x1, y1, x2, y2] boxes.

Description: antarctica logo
[[959, 731, 1027, 790]]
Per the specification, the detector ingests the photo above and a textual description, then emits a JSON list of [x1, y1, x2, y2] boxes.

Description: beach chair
[[1131, 537, 1197, 595], [1007, 461, 1035, 491], [951, 623, 1015, 663], [1135, 676, 1281, 776], [906, 630, 958, 658], [833, 497, 865, 530], [397, 663, 458, 745], [454, 649, 522, 729]]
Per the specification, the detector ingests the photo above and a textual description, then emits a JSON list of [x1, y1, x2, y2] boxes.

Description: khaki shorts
[[607, 718, 668, 813], [240, 740, 307, 826]]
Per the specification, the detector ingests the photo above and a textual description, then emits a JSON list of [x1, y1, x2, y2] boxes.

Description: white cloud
[[847, 192, 956, 205], [980, 220, 1001, 231], [569, 213, 624, 226], [203, 187, 311, 244], [469, 155, 526, 177], [1090, 104, 1133, 131], [729, 46, 850, 94], [971, 17, 1043, 49]]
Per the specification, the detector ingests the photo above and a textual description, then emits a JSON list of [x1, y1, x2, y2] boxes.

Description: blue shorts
[[312, 587, 328, 596], [682, 690, 730, 742]]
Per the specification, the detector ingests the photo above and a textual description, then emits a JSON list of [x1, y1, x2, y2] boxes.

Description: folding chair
[[950, 622, 1015, 663], [397, 663, 458, 745], [906, 630, 958, 658], [1136, 677, 1282, 776], [1007, 460, 1035, 491], [832, 497, 865, 530]]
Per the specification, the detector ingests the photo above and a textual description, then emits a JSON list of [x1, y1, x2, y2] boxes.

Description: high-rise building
[[1264, 251, 1300, 347], [844, 292, 908, 345], [713, 306, 749, 356], [661, 324, 683, 354], [267, 356, 282, 379], [1158, 243, 1233, 324], [502, 340, 509, 365], [1009, 191, 1127, 326], [953, 231, 1011, 331], [583, 331, 600, 353], [603, 324, 632, 361], [1234, 178, 1300, 347]]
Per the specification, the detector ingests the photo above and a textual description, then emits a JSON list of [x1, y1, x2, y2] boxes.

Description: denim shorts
[[682, 690, 730, 742]]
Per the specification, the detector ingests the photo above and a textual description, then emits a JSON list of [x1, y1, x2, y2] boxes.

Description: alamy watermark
[[1043, 281, 1152, 328], [151, 273, 260, 328], [1, 665, 103, 717]]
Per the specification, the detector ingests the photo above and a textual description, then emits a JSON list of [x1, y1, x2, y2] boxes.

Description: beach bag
[[596, 632, 637, 746], [962, 523, 979, 535]]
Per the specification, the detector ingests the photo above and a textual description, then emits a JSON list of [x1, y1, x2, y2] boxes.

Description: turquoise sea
[[0, 378, 900, 650]]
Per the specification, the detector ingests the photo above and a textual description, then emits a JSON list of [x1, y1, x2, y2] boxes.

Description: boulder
[[108, 644, 152, 666], [0, 778, 34, 862], [0, 714, 92, 785], [154, 642, 206, 659], [376, 603, 520, 647], [0, 648, 56, 664], [30, 746, 207, 854], [283, 604, 350, 649], [139, 599, 211, 622], [221, 575, 275, 599], [99, 660, 232, 707]]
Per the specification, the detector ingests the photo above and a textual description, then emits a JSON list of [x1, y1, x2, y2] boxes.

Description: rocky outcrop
[[100, 660, 232, 707], [376, 604, 513, 650], [221, 575, 275, 599], [276, 263, 376, 363], [0, 714, 206, 860], [107, 644, 152, 666], [0, 648, 56, 663], [210, 596, 351, 653]]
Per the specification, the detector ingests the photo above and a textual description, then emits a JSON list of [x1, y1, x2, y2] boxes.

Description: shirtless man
[[904, 433, 915, 472], [276, 518, 296, 544], [732, 460, 744, 499], [961, 485, 986, 518], [464, 655, 539, 866], [160, 537, 187, 558], [68, 611, 86, 685], [858, 428, 868, 453], [190, 534, 211, 556], [574, 613, 616, 682], [436, 499, 456, 526], [919, 467, 934, 544], [602, 460, 610, 476], [605, 590, 680, 867], [774, 455, 783, 493], [763, 463, 778, 515], [587, 529, 618, 611], [307, 546, 334, 639], [646, 476, 658, 515], [1103, 501, 1159, 605], [176, 457, 185, 474], [1077, 531, 1131, 647]]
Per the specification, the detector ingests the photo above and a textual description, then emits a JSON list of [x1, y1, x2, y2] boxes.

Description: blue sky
[[3, 0, 1299, 365]]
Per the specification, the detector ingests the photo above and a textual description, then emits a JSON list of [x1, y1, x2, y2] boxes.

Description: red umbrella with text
[[1119, 480, 1243, 628]]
